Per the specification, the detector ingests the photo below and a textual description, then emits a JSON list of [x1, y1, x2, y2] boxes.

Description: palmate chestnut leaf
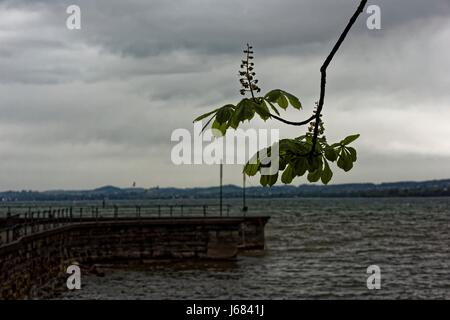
[[194, 90, 303, 135], [244, 134, 359, 186], [215, 105, 234, 124], [264, 89, 302, 111]]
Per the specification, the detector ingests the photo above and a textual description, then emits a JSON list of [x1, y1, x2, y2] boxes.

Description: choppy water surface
[[54, 198, 450, 299]]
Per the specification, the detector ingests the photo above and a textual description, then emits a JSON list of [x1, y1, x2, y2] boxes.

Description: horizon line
[[1, 177, 449, 193]]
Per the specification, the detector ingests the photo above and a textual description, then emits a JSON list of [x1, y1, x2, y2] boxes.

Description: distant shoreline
[[1, 179, 449, 201]]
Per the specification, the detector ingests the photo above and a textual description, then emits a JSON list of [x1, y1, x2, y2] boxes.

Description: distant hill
[[1, 179, 449, 202]]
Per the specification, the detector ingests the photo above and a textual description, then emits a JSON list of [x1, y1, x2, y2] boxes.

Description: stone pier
[[0, 216, 269, 299]]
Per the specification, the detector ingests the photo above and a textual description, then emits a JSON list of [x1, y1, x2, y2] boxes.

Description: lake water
[[34, 198, 450, 299]]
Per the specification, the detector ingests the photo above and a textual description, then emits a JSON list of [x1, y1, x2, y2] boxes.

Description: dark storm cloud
[[66, 0, 450, 58], [0, 0, 449, 189]]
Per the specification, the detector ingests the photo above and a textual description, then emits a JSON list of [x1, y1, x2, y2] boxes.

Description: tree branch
[[270, 113, 316, 126], [310, 0, 367, 155]]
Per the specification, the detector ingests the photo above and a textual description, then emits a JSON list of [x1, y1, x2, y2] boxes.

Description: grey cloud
[[78, 0, 450, 58]]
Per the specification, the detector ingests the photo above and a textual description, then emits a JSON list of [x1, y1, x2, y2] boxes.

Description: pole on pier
[[243, 169, 248, 213], [242, 172, 248, 212], [220, 162, 223, 217]]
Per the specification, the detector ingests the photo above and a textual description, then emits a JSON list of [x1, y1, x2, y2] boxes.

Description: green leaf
[[347, 147, 357, 162], [307, 166, 322, 183], [194, 108, 219, 122], [268, 173, 279, 186], [260, 174, 269, 187], [293, 157, 308, 176], [344, 160, 353, 172], [265, 90, 302, 110], [260, 173, 278, 187], [280, 139, 307, 155], [281, 165, 295, 184], [215, 105, 234, 124], [264, 89, 282, 103], [254, 101, 271, 121], [277, 94, 289, 110], [266, 101, 280, 116], [307, 155, 322, 172], [337, 153, 346, 170], [244, 161, 260, 177], [341, 134, 360, 146], [230, 99, 255, 128], [211, 119, 228, 136], [283, 92, 302, 109], [337, 150, 353, 172], [279, 156, 288, 171], [321, 161, 333, 184], [324, 147, 338, 162]]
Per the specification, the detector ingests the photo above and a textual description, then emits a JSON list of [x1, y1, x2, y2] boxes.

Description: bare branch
[[270, 113, 316, 126], [310, 0, 368, 155]]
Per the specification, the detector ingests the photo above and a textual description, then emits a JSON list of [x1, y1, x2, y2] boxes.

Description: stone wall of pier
[[0, 217, 269, 299]]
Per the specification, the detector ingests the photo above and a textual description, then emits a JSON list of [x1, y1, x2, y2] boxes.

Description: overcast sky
[[0, 0, 449, 190]]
